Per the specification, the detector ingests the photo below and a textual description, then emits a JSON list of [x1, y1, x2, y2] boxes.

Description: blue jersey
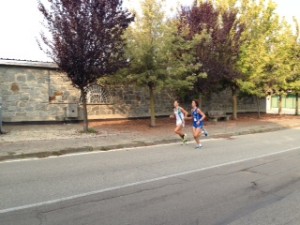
[[192, 108, 204, 128]]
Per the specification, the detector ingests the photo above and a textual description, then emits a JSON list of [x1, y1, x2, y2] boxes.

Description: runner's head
[[174, 100, 179, 108], [192, 100, 199, 108]]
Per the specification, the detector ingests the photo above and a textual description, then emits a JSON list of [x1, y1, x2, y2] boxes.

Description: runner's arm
[[180, 107, 189, 118], [184, 109, 193, 119], [197, 108, 206, 121]]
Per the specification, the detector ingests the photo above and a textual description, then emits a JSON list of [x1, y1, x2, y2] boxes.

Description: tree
[[38, 0, 133, 131], [287, 18, 300, 115], [120, 0, 185, 127], [165, 17, 208, 102], [237, 0, 299, 116], [178, 0, 244, 119], [238, 0, 281, 116], [101, 0, 206, 125]]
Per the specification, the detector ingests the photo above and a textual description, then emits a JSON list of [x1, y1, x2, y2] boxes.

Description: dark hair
[[193, 100, 199, 107]]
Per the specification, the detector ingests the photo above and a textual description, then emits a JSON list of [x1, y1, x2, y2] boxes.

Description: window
[[271, 95, 296, 109], [285, 95, 296, 109], [271, 96, 279, 108], [84, 84, 111, 104]]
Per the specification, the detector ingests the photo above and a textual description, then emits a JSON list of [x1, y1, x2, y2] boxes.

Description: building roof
[[0, 58, 58, 69]]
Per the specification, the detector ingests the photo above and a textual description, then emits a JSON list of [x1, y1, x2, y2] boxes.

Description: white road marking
[[0, 145, 299, 214]]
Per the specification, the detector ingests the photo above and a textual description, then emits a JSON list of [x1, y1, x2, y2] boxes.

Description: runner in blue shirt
[[191, 100, 206, 149]]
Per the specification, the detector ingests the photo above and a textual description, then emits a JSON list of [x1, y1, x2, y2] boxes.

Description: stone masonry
[[0, 60, 267, 123], [0, 62, 174, 122]]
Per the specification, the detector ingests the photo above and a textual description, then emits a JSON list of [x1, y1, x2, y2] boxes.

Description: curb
[[0, 139, 181, 162], [0, 125, 299, 162]]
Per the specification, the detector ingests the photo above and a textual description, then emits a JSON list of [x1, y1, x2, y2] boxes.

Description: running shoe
[[195, 144, 203, 149], [183, 134, 188, 143], [202, 129, 208, 137]]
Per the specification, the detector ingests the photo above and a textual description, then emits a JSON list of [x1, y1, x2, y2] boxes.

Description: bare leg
[[193, 127, 202, 145], [174, 125, 184, 139]]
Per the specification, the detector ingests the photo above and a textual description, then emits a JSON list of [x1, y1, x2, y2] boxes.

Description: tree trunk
[[149, 85, 156, 127], [278, 95, 283, 115], [296, 93, 299, 116], [232, 88, 238, 120], [255, 95, 261, 118], [198, 94, 202, 108], [81, 89, 89, 132]]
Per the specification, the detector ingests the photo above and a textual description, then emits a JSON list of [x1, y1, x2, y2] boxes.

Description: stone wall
[[0, 65, 174, 122], [200, 89, 266, 113], [87, 85, 174, 119], [0, 62, 267, 123], [0, 66, 63, 122]]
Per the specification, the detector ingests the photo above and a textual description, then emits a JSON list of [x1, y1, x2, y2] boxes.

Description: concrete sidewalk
[[0, 115, 299, 161]]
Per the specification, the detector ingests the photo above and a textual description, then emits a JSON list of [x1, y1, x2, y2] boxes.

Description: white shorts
[[176, 121, 185, 127]]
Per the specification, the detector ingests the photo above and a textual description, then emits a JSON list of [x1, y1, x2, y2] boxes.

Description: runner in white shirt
[[170, 100, 189, 143]]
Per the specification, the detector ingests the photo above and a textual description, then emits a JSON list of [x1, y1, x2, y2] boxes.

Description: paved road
[[0, 128, 299, 225]]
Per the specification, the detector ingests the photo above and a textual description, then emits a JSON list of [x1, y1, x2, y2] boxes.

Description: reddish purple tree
[[179, 1, 244, 118], [38, 0, 134, 131]]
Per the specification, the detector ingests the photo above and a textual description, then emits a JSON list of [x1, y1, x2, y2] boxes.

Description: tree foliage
[[178, 0, 244, 119], [287, 19, 300, 93], [238, 0, 283, 96], [164, 18, 208, 101], [237, 0, 300, 114], [38, 0, 133, 131], [121, 0, 169, 127], [101, 0, 208, 126]]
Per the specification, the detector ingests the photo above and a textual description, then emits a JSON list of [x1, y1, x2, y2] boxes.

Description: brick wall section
[[201, 89, 266, 113], [0, 66, 59, 122], [0, 66, 174, 122]]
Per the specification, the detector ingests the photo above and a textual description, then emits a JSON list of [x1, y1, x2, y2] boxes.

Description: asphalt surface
[[0, 127, 299, 225]]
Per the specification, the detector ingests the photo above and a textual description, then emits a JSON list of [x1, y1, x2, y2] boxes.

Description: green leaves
[[103, 0, 300, 113], [238, 0, 300, 97], [122, 0, 168, 87]]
